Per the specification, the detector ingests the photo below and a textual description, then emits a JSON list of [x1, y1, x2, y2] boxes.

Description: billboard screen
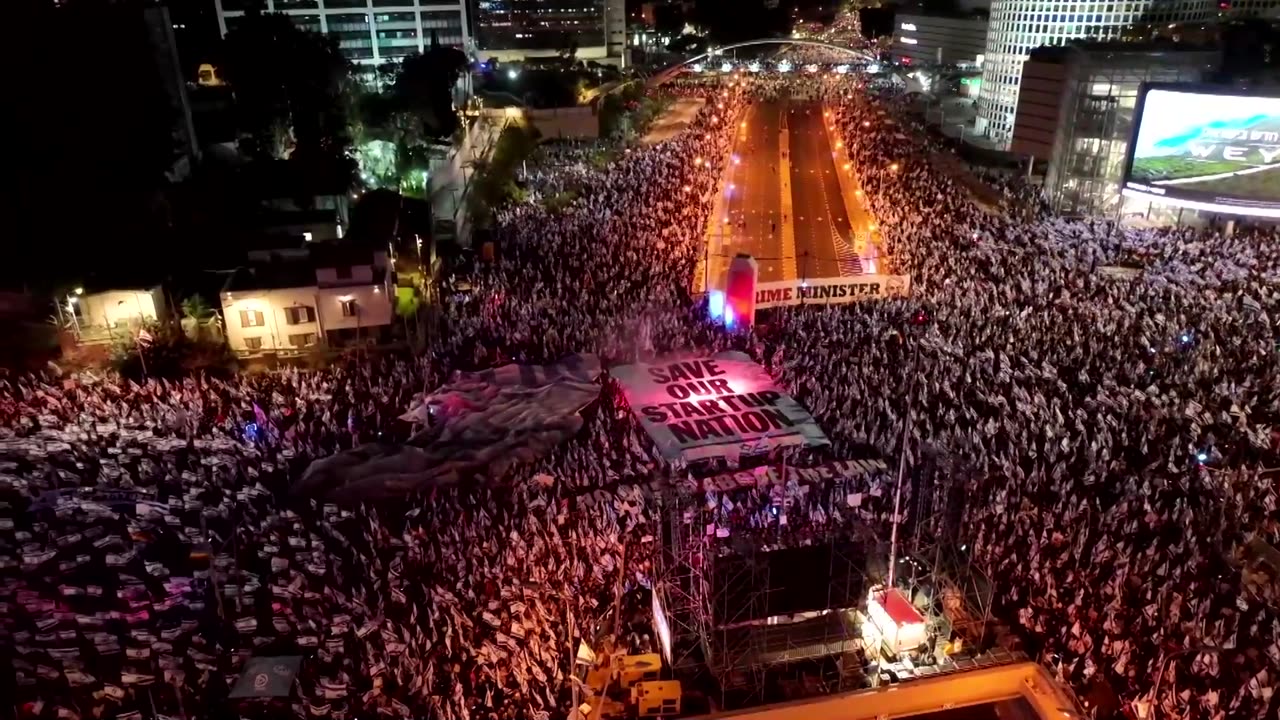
[[1122, 87, 1280, 218]]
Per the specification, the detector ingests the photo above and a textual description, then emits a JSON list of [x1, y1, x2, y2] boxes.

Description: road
[[787, 101, 863, 280], [705, 95, 879, 291]]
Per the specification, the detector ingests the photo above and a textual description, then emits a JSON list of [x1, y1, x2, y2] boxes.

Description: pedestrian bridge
[[649, 39, 877, 86]]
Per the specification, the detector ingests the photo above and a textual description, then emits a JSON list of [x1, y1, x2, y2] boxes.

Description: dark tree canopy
[[6, 0, 178, 290], [390, 45, 470, 140], [221, 11, 354, 164]]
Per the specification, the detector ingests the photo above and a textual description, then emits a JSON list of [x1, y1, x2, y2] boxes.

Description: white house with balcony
[[220, 245, 394, 355]]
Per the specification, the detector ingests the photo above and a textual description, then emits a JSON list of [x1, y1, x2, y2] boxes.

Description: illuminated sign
[[612, 352, 830, 462], [900, 36, 918, 45], [1122, 85, 1280, 218], [754, 275, 911, 309], [900, 22, 917, 31]]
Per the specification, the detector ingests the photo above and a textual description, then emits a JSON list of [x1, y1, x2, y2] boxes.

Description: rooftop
[[224, 262, 317, 293]]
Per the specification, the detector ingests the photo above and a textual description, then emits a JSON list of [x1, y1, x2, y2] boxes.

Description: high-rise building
[[213, 1, 471, 65], [472, 0, 627, 62], [975, 1, 1219, 147]]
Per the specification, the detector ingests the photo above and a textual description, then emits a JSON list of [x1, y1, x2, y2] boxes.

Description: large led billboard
[[1122, 86, 1280, 218]]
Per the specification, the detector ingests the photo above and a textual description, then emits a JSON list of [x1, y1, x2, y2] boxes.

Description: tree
[[6, 0, 178, 291], [181, 295, 214, 321], [221, 11, 355, 165], [391, 44, 470, 140]]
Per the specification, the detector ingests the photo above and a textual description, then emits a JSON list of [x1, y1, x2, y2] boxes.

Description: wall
[[81, 290, 162, 329], [482, 106, 600, 139], [317, 285, 394, 333], [221, 287, 322, 355], [1010, 57, 1070, 161], [316, 264, 378, 286]]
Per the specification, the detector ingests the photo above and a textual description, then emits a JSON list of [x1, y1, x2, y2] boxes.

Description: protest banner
[[754, 275, 911, 309], [611, 351, 829, 462]]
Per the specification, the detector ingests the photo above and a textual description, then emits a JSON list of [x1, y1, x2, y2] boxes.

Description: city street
[[705, 96, 881, 291]]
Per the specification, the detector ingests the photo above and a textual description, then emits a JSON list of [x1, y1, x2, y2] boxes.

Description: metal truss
[[904, 445, 995, 653]]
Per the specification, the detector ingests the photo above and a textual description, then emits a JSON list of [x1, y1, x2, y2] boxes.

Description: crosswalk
[[831, 227, 864, 276]]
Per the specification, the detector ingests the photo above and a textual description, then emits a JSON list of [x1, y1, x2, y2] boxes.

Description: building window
[[284, 306, 316, 325], [274, 0, 319, 10], [374, 12, 416, 23], [322, 0, 370, 8], [244, 337, 264, 351], [289, 333, 318, 348], [239, 309, 266, 327], [341, 299, 358, 317]]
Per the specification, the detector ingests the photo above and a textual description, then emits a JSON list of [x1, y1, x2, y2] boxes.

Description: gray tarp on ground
[[293, 354, 601, 501]]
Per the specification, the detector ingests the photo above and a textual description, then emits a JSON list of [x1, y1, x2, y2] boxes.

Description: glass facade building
[[214, 0, 470, 64], [975, 1, 1218, 147], [1010, 44, 1216, 217]]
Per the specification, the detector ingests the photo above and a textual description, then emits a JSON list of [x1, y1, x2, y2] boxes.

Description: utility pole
[[887, 314, 926, 588]]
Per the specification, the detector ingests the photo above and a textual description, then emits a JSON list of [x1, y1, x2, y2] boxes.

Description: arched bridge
[[649, 38, 877, 86]]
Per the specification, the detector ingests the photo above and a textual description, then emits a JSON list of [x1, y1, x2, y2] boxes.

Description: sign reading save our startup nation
[[612, 351, 829, 462]]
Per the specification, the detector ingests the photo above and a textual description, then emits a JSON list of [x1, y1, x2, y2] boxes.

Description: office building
[[892, 13, 990, 67], [1010, 43, 1216, 216], [975, 1, 1219, 147], [472, 0, 628, 63], [214, 0, 470, 65]]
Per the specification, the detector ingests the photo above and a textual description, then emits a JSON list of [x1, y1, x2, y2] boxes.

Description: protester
[[1, 66, 1277, 720]]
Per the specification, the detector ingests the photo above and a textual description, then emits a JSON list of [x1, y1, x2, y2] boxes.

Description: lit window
[[341, 299, 358, 317]]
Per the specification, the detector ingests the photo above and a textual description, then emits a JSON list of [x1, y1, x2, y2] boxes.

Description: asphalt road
[[787, 101, 861, 280], [718, 100, 787, 283], [708, 96, 867, 289]]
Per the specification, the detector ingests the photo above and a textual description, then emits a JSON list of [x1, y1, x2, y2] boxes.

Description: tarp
[[228, 655, 302, 699], [612, 351, 829, 463], [295, 354, 601, 501]]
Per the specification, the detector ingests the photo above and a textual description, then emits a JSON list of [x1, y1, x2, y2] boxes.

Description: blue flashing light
[[708, 290, 726, 321]]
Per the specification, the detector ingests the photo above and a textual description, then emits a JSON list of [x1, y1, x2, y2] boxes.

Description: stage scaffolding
[[902, 445, 996, 653], [654, 477, 883, 708]]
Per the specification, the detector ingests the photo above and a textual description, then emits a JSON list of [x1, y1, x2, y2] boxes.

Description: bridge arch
[[651, 38, 876, 85]]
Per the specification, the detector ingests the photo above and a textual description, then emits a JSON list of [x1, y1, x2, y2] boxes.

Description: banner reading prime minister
[[755, 275, 911, 309], [613, 351, 829, 462]]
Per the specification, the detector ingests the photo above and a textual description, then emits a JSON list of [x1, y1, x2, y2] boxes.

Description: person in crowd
[[2, 64, 1277, 720]]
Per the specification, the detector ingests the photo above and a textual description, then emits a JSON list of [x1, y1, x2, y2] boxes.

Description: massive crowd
[[2, 59, 1278, 720]]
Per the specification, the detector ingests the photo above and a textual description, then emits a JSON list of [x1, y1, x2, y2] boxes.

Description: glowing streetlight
[[888, 162, 899, 172], [74, 287, 84, 295]]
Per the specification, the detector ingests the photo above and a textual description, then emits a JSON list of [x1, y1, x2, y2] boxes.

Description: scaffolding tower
[[659, 472, 884, 708], [902, 444, 996, 653]]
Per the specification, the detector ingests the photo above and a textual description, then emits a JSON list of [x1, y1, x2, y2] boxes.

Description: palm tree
[[181, 295, 214, 321]]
